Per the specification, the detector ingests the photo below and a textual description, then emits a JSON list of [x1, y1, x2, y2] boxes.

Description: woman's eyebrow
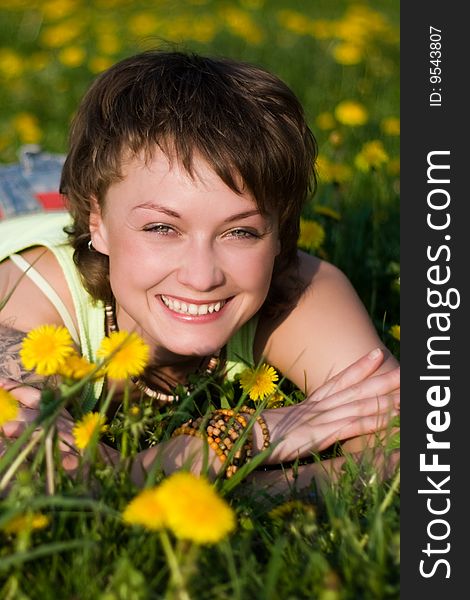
[[133, 204, 262, 223], [223, 209, 262, 223], [133, 203, 180, 218]]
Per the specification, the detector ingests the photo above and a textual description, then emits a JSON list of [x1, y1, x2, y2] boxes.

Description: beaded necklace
[[104, 301, 220, 403]]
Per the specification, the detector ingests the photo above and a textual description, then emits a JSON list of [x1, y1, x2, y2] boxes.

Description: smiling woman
[[0, 49, 399, 495], [89, 151, 279, 361]]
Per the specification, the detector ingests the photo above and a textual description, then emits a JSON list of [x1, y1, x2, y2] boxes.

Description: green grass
[[0, 1, 400, 597]]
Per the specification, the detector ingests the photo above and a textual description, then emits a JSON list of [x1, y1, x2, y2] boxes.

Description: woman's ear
[[89, 198, 110, 255]]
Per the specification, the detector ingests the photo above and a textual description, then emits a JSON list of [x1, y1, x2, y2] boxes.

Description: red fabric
[[35, 192, 66, 210]]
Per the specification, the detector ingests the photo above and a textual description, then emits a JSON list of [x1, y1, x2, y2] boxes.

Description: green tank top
[[0, 212, 257, 409]]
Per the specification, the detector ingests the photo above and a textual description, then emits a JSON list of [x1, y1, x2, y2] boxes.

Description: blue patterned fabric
[[0, 145, 66, 219]]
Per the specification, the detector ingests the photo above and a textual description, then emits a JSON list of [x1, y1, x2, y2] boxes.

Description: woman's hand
[[0, 379, 121, 474], [0, 378, 82, 472], [258, 348, 400, 464]]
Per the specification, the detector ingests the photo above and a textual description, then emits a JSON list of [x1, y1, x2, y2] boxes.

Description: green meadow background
[[0, 1, 400, 598]]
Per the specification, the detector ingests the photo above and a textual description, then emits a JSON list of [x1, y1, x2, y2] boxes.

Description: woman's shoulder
[[263, 251, 356, 327], [296, 250, 363, 301], [256, 251, 386, 392], [0, 245, 75, 333]]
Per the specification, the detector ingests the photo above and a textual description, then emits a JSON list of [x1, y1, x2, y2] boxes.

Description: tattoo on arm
[[0, 324, 44, 385]]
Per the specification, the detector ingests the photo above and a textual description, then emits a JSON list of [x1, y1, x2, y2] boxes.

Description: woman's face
[[90, 150, 280, 358]]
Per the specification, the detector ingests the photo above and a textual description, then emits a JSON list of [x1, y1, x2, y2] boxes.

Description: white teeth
[[161, 295, 225, 316]]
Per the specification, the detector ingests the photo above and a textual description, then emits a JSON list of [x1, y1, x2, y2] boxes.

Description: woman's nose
[[176, 240, 225, 291]]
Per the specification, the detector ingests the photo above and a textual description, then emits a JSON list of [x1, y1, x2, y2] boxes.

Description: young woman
[[0, 50, 399, 494]]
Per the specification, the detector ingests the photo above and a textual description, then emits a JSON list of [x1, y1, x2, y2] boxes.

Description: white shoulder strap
[[9, 253, 80, 345]]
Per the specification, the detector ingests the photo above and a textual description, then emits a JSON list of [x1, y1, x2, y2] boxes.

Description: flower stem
[[0, 430, 43, 492], [159, 530, 191, 600], [121, 380, 130, 458], [45, 425, 55, 496]]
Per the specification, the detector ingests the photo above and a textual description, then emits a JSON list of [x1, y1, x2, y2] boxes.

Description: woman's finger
[[313, 368, 400, 411], [1, 407, 41, 437], [311, 348, 386, 402], [300, 412, 399, 456], [1, 383, 42, 409], [314, 393, 399, 425]]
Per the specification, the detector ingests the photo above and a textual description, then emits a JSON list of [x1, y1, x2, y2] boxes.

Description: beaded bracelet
[[172, 410, 253, 478], [205, 412, 253, 471], [239, 405, 271, 451], [172, 420, 228, 465]]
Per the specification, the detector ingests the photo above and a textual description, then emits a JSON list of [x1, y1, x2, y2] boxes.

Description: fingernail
[[368, 348, 382, 360]]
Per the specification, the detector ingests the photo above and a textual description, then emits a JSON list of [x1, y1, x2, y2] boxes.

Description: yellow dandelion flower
[[88, 56, 114, 74], [190, 17, 217, 43], [58, 352, 96, 380], [239, 363, 279, 402], [20, 325, 75, 376], [314, 205, 341, 221], [41, 0, 78, 21], [331, 163, 353, 183], [97, 33, 121, 56], [315, 155, 333, 183], [334, 100, 368, 127], [129, 405, 140, 417], [122, 488, 166, 531], [390, 325, 400, 341], [13, 113, 42, 145], [315, 112, 335, 131], [58, 46, 86, 68], [277, 10, 312, 36], [156, 472, 236, 544], [72, 412, 107, 450], [317, 154, 353, 185], [41, 21, 83, 48], [264, 390, 286, 409], [220, 7, 264, 45], [97, 331, 150, 380], [0, 388, 19, 426], [128, 13, 159, 37], [298, 218, 326, 252], [269, 499, 315, 520], [0, 49, 24, 79], [335, 18, 367, 45], [381, 116, 400, 136], [3, 512, 50, 535], [355, 140, 389, 172], [332, 42, 363, 65], [328, 130, 344, 148]]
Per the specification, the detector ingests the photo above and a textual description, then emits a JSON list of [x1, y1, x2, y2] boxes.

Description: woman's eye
[[225, 228, 260, 239], [143, 224, 175, 235]]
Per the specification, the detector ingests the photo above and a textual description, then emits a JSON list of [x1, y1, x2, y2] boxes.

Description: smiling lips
[[161, 295, 227, 316]]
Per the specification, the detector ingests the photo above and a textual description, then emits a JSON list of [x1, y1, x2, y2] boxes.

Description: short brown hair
[[61, 50, 317, 315]]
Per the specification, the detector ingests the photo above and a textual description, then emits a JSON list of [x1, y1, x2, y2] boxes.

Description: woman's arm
[[0, 325, 46, 385], [253, 256, 399, 482], [246, 448, 400, 498]]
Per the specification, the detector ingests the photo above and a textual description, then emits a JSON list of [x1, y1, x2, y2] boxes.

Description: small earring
[[87, 239, 95, 252]]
